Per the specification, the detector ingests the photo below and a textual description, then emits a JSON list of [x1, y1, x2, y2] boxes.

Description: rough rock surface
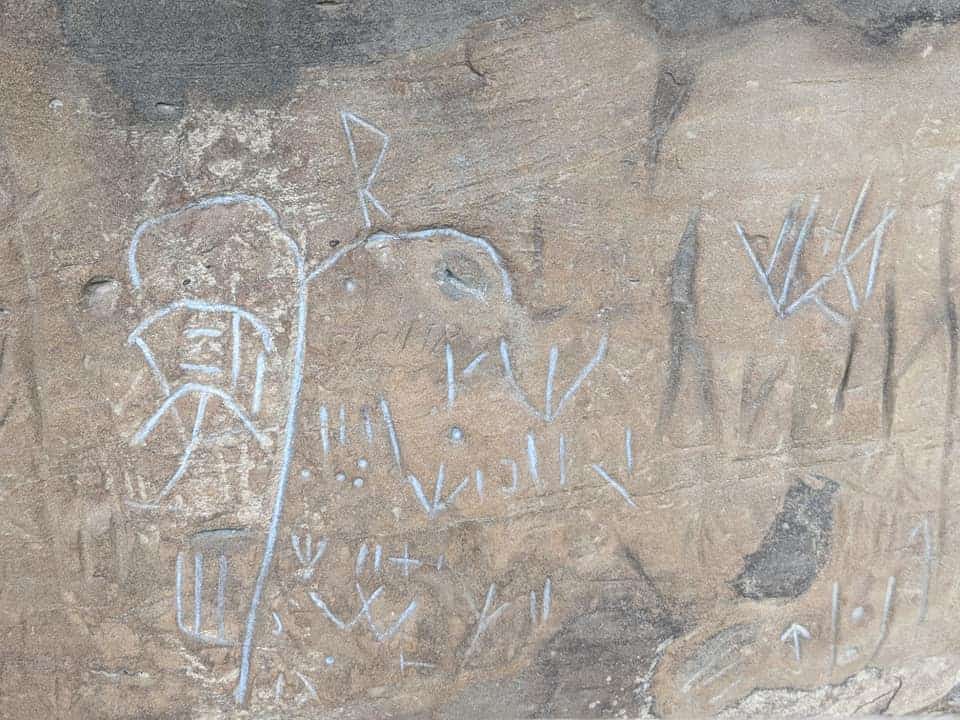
[[5, 0, 960, 717]]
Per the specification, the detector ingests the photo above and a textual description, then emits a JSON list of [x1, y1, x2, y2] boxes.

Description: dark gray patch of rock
[[732, 477, 838, 600], [57, 0, 527, 120], [529, 598, 681, 718], [641, 0, 794, 34], [834, 0, 960, 42], [640, 0, 960, 41]]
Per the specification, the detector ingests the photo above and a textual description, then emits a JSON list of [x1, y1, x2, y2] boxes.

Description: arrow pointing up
[[780, 623, 812, 663]]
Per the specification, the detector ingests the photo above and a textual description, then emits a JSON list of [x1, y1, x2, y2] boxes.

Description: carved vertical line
[[939, 198, 957, 547], [881, 281, 897, 439]]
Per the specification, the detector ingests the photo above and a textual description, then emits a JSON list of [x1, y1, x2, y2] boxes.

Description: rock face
[[5, 1, 960, 718], [715, 666, 902, 718]]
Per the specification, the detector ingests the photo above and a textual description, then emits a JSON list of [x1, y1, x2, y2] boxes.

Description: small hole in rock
[[80, 276, 120, 314], [155, 102, 181, 119], [434, 252, 487, 301]]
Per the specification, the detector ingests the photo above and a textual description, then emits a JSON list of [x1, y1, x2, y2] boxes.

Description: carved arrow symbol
[[780, 623, 812, 663]]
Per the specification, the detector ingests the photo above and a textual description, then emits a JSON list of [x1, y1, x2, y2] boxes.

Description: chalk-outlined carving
[[308, 583, 417, 642], [589, 429, 639, 508], [355, 542, 384, 577], [315, 397, 402, 488], [127, 299, 277, 506], [829, 572, 901, 670], [499, 336, 608, 422], [124, 189, 520, 704], [443, 344, 498, 411], [174, 528, 252, 647], [400, 651, 436, 673], [355, 541, 442, 579], [407, 463, 472, 519], [291, 530, 327, 582], [464, 583, 511, 658], [736, 178, 896, 325], [526, 432, 541, 489], [529, 577, 552, 627], [780, 622, 811, 663], [341, 110, 391, 228], [379, 397, 403, 470], [388, 543, 423, 578], [590, 464, 637, 508], [126, 192, 306, 705]]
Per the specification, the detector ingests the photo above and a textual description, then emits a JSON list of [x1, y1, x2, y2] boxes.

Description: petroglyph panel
[[7, 1, 960, 718]]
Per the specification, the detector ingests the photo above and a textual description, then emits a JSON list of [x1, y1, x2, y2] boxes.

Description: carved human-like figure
[[125, 194, 300, 509]]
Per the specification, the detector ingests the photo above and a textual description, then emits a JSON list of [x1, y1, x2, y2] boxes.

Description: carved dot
[[325, 656, 335, 666], [49, 98, 63, 111], [353, 477, 364, 488], [344, 278, 358, 293], [300, 469, 311, 480], [334, 471, 346, 483], [851, 606, 866, 623], [357, 458, 368, 470], [449, 426, 464, 443]]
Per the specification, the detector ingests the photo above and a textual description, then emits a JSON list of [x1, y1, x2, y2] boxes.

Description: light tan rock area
[[5, 1, 960, 717]]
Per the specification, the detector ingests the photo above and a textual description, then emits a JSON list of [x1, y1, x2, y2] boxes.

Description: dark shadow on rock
[[918, 680, 960, 714], [56, 0, 526, 120], [642, 0, 795, 34], [435, 678, 540, 720], [732, 476, 838, 600], [832, 0, 960, 43], [640, 0, 960, 43], [57, 0, 960, 121], [529, 599, 681, 717], [645, 63, 692, 189], [436, 548, 685, 719], [525, 549, 684, 719]]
